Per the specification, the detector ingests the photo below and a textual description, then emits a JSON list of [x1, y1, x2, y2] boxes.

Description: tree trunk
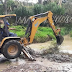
[[58, 0, 62, 7], [51, 0, 54, 3], [4, 0, 7, 14], [38, 0, 43, 4]]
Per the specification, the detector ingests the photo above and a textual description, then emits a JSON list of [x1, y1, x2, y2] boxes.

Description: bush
[[33, 4, 44, 15], [34, 27, 56, 42], [44, 2, 65, 15], [61, 23, 72, 36], [70, 30, 72, 37], [12, 6, 30, 17], [33, 3, 65, 15], [9, 25, 72, 43], [26, 6, 34, 16], [9, 25, 26, 37], [11, 2, 65, 18], [61, 27, 67, 35], [0, 5, 3, 15], [9, 26, 55, 42]]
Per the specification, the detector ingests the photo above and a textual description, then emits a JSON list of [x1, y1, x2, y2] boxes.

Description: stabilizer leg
[[22, 46, 36, 61]]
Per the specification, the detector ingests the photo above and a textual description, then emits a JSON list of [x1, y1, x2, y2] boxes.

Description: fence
[[14, 15, 72, 26]]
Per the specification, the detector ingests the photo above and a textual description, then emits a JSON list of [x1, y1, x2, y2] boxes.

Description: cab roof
[[0, 14, 16, 18]]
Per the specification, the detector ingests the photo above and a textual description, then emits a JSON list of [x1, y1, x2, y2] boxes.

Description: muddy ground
[[1, 53, 72, 72], [1, 35, 72, 72], [1, 64, 59, 72]]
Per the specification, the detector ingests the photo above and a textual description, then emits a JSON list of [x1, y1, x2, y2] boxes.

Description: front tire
[[2, 40, 22, 59]]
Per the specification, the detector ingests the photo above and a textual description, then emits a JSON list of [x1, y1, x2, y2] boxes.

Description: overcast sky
[[18, 0, 38, 3], [28, 0, 38, 3]]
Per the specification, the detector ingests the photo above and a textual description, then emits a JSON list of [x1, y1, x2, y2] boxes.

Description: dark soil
[[42, 53, 72, 63], [1, 45, 72, 72], [1, 64, 61, 72], [26, 46, 72, 63], [1, 52, 72, 72]]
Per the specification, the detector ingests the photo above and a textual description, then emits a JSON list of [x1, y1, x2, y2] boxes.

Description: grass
[[9, 25, 72, 43], [34, 27, 56, 42], [37, 27, 55, 39], [9, 25, 55, 38], [9, 25, 56, 42], [9, 25, 26, 37]]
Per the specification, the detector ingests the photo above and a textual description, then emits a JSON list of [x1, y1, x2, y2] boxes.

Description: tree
[[0, 5, 3, 14], [43, 0, 54, 5], [44, 2, 65, 15], [7, 0, 16, 13], [51, 0, 54, 2], [38, 0, 43, 4], [58, 0, 62, 7], [0, 0, 7, 14], [12, 6, 30, 17], [33, 4, 44, 14]]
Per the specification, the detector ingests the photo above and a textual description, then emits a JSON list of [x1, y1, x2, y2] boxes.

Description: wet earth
[[1, 55, 72, 72], [0, 35, 72, 72]]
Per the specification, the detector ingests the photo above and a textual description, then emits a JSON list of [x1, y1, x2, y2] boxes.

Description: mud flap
[[56, 35, 64, 45], [22, 46, 36, 61]]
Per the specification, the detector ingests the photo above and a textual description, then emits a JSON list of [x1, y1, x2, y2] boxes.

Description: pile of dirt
[[2, 64, 58, 72], [26, 45, 59, 56], [42, 53, 72, 63], [25, 46, 72, 63]]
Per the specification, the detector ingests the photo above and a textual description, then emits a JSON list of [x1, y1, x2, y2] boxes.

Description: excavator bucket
[[56, 35, 64, 45]]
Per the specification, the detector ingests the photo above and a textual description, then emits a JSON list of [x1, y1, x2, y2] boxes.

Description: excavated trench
[[0, 35, 72, 72]]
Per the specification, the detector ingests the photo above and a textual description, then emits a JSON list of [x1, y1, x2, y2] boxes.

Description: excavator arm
[[23, 11, 64, 46]]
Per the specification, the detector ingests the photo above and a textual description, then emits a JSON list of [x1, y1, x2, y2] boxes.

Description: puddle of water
[[0, 41, 52, 71], [59, 35, 72, 53], [0, 54, 61, 71], [0, 54, 26, 71], [1, 54, 72, 71], [60, 50, 72, 54]]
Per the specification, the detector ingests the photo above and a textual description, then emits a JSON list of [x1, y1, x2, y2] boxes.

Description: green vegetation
[[61, 27, 69, 35], [60, 24, 72, 36], [36, 27, 54, 38], [34, 27, 55, 42], [12, 6, 30, 17], [12, 2, 65, 16], [9, 25, 72, 43], [9, 26, 55, 38], [70, 30, 72, 37], [9, 25, 26, 37], [0, 0, 72, 43], [43, 2, 65, 15], [9, 25, 55, 42], [0, 0, 72, 15]]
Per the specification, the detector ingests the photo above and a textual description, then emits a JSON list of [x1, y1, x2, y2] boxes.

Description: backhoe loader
[[0, 11, 64, 60]]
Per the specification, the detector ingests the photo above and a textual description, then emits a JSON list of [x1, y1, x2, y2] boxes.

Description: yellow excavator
[[0, 11, 64, 60]]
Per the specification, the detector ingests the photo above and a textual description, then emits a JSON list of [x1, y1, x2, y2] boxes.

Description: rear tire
[[2, 40, 22, 59]]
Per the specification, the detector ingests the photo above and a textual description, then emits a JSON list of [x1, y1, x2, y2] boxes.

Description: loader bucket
[[56, 35, 64, 45]]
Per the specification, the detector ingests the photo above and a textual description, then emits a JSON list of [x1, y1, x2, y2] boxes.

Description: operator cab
[[0, 14, 17, 41], [0, 20, 7, 41]]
